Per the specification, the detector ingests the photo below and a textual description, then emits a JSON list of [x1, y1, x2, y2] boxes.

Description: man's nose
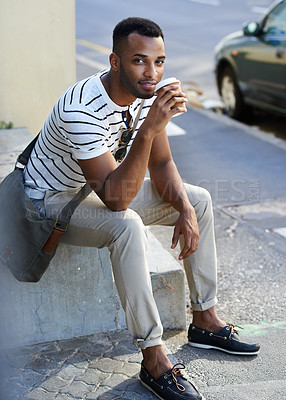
[[143, 62, 157, 79]]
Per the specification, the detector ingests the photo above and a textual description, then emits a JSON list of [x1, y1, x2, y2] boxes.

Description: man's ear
[[109, 52, 120, 71]]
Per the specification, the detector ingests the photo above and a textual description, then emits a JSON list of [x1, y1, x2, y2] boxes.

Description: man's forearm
[[150, 158, 200, 259], [101, 129, 155, 210], [150, 159, 192, 214]]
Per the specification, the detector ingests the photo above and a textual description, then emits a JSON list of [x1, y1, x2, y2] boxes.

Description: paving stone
[[82, 343, 114, 358], [101, 372, 130, 388], [90, 357, 124, 373], [120, 390, 155, 400], [87, 332, 115, 345], [41, 375, 70, 392], [113, 361, 140, 377], [112, 350, 141, 363], [57, 364, 85, 380], [40, 349, 76, 365], [104, 344, 136, 359], [85, 385, 114, 399], [54, 394, 74, 400], [108, 330, 132, 343], [86, 389, 122, 399], [27, 354, 63, 372], [57, 336, 91, 351], [61, 351, 91, 365], [15, 368, 46, 388], [60, 380, 93, 398], [74, 367, 109, 385], [26, 387, 57, 400], [126, 352, 142, 364]]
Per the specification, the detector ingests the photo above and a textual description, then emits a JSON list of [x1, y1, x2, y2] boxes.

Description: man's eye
[[134, 58, 144, 64], [156, 60, 165, 66]]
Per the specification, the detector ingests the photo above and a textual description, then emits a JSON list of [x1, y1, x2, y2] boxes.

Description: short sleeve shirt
[[24, 70, 154, 193]]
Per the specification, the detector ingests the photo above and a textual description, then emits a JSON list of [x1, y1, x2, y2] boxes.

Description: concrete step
[[0, 128, 186, 347]]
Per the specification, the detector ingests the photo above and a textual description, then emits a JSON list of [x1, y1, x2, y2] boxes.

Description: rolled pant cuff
[[191, 296, 218, 312], [133, 337, 163, 350]]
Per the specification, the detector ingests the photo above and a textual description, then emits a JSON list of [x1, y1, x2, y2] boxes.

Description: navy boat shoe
[[140, 362, 204, 400], [188, 323, 260, 355]]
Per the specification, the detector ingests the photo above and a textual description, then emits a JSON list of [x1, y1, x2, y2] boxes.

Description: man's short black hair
[[112, 17, 164, 55]]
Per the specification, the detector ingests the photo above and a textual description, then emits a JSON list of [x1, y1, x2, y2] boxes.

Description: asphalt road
[[169, 107, 286, 204], [76, 0, 286, 140], [75, 0, 274, 99]]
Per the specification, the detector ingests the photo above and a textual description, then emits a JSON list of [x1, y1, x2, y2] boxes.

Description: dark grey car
[[214, 0, 286, 120]]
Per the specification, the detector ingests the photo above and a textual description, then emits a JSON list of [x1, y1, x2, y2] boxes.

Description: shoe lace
[[167, 363, 186, 392], [227, 323, 244, 335]]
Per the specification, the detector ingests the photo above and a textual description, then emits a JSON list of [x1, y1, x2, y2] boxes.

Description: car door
[[240, 1, 286, 113]]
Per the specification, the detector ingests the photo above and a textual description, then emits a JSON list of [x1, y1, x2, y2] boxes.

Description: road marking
[[77, 39, 110, 54], [273, 227, 286, 238], [166, 121, 186, 136], [76, 54, 107, 71], [187, 0, 220, 6], [242, 321, 286, 336], [251, 6, 268, 14]]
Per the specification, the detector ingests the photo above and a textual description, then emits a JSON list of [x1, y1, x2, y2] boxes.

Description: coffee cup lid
[[155, 77, 180, 92]]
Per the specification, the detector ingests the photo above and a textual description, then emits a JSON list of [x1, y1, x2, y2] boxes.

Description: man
[[24, 17, 259, 400]]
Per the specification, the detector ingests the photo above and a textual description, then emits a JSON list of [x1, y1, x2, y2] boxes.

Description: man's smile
[[138, 80, 157, 91]]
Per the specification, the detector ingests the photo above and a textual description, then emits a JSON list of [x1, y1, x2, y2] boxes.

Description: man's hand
[[171, 206, 199, 260], [141, 84, 188, 136]]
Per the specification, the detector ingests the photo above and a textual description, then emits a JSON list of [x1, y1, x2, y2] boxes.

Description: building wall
[[0, 0, 76, 135]]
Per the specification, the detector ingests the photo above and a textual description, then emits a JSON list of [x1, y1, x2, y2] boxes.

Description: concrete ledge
[[147, 228, 187, 331], [0, 128, 186, 348], [0, 128, 34, 181], [0, 233, 186, 347]]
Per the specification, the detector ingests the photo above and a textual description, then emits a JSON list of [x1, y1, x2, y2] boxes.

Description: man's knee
[[184, 184, 213, 222], [184, 184, 212, 205]]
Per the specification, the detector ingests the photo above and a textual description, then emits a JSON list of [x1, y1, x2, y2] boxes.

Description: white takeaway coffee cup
[[155, 77, 185, 117]]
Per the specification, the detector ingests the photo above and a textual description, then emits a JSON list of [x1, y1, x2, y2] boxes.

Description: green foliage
[[0, 121, 14, 129]]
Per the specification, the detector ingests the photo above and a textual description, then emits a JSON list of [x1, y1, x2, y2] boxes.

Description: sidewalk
[[1, 131, 285, 399], [1, 206, 285, 399]]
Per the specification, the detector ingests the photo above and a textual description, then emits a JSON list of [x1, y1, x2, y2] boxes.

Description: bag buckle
[[54, 219, 68, 231], [42, 220, 68, 255]]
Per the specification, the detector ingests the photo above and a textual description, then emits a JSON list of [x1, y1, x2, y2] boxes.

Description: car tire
[[219, 66, 247, 120]]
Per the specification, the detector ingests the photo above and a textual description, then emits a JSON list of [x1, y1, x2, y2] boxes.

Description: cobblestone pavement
[[0, 329, 161, 400]]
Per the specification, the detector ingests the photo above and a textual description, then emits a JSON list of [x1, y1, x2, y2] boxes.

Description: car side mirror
[[243, 21, 260, 36]]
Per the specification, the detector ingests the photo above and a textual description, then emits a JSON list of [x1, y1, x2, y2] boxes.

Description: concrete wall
[[0, 0, 76, 135]]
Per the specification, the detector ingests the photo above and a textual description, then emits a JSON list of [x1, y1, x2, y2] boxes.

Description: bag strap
[[132, 99, 145, 131], [15, 134, 39, 169], [60, 100, 145, 221], [19, 99, 145, 225], [15, 133, 91, 224], [57, 184, 92, 225]]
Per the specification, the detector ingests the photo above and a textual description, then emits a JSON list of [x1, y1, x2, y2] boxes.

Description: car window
[[262, 2, 286, 35]]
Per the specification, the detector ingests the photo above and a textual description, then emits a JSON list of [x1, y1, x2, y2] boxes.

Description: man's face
[[118, 33, 165, 99]]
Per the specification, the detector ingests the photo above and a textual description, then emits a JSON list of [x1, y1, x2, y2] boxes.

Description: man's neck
[[101, 70, 136, 107]]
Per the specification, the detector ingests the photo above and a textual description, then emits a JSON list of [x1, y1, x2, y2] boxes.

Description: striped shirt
[[24, 69, 153, 197]]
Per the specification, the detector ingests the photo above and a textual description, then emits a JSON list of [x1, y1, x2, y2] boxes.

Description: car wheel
[[220, 67, 245, 120]]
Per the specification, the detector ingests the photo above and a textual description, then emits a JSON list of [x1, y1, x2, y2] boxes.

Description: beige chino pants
[[35, 178, 217, 349]]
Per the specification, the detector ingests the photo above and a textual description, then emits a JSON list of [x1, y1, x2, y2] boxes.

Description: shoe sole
[[188, 341, 260, 356], [140, 378, 206, 400]]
